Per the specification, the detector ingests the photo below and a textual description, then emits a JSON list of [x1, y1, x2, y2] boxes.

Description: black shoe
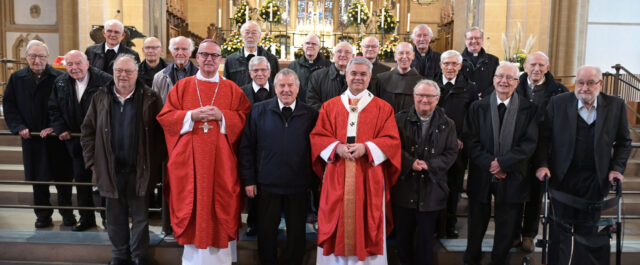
[[62, 216, 77, 226], [108, 257, 131, 265], [132, 257, 147, 265], [446, 229, 460, 239], [35, 217, 53, 228], [72, 220, 97, 231]]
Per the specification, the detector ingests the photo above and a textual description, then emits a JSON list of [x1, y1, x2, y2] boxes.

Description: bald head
[[142, 37, 163, 65], [395, 42, 415, 73], [524, 51, 550, 84], [64, 50, 90, 81], [333, 42, 355, 71]]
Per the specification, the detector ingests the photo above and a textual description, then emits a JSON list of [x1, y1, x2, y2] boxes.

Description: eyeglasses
[[143, 46, 161, 50], [442, 62, 459, 67], [494, 75, 518, 82], [243, 31, 260, 36], [198, 52, 222, 59], [26, 54, 48, 60], [414, 93, 439, 99], [250, 68, 270, 73], [575, 80, 601, 87], [114, 68, 136, 75], [105, 29, 122, 35], [304, 42, 319, 47], [362, 45, 379, 49]]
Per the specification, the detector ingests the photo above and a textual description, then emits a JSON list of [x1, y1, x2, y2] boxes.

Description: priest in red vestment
[[310, 57, 402, 264], [156, 39, 251, 265]]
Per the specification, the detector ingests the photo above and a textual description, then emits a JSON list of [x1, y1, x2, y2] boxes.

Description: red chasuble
[[156, 76, 251, 249], [310, 92, 401, 261]]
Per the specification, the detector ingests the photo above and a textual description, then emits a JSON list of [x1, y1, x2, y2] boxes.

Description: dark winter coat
[[287, 54, 331, 103], [85, 42, 140, 75], [411, 45, 441, 79], [461, 48, 499, 99], [515, 71, 568, 122], [223, 46, 280, 87], [306, 64, 347, 110], [434, 73, 478, 137]]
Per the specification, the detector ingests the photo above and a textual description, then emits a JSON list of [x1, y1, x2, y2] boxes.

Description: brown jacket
[[80, 80, 165, 198]]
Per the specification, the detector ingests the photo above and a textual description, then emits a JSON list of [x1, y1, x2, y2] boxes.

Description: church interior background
[[0, 0, 639, 92]]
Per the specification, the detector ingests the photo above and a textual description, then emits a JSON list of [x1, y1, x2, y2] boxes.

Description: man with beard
[[433, 50, 478, 239], [306, 41, 355, 110], [138, 37, 167, 88], [361, 36, 391, 77], [85, 19, 140, 76], [224, 20, 279, 87], [288, 34, 331, 103], [512, 51, 568, 252], [410, 24, 441, 79], [535, 66, 631, 265], [461, 27, 499, 99], [372, 42, 423, 113], [49, 50, 112, 231], [153, 36, 199, 103]]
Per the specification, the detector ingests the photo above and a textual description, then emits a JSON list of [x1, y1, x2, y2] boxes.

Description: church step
[[0, 164, 24, 181], [0, 135, 22, 147], [0, 146, 22, 164]]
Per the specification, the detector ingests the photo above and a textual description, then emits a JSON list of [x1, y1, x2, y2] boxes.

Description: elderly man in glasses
[[287, 34, 331, 103], [224, 20, 279, 87]]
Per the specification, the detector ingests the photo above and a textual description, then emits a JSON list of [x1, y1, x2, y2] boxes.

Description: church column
[[548, 0, 589, 83]]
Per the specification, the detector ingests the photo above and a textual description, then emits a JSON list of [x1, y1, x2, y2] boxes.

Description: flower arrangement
[[222, 31, 243, 56], [502, 23, 536, 71], [379, 34, 400, 59], [346, 0, 370, 26], [259, 33, 282, 57], [233, 1, 249, 26], [376, 4, 397, 34], [259, 0, 283, 24]]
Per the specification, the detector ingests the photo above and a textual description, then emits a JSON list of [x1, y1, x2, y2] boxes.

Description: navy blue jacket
[[238, 97, 319, 194]]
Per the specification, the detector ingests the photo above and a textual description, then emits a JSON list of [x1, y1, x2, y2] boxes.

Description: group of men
[[3, 17, 632, 265]]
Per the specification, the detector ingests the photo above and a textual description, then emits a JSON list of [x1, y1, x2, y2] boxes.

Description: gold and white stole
[[340, 90, 374, 256]]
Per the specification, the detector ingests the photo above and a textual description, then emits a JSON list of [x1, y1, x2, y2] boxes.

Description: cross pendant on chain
[[199, 121, 213, 133]]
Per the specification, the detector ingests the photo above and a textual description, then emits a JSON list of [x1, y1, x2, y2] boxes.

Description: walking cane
[[539, 174, 550, 265]]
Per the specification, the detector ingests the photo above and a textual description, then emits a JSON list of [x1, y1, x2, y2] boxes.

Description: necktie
[[246, 54, 255, 62], [444, 82, 454, 91], [105, 49, 117, 72], [282, 106, 292, 121], [255, 87, 269, 102], [498, 103, 507, 128]]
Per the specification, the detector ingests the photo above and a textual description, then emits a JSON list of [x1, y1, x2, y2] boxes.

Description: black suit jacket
[[240, 82, 276, 104], [85, 42, 140, 75], [463, 94, 538, 203], [536, 92, 632, 197]]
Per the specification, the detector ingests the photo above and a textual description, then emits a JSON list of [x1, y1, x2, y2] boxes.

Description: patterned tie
[[255, 87, 269, 102], [282, 106, 292, 121]]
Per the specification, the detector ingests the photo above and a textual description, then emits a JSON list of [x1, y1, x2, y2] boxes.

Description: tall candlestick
[[357, 5, 361, 24], [257, 0, 260, 8], [407, 13, 410, 32], [219, 9, 222, 25], [380, 7, 384, 23], [270, 2, 273, 21]]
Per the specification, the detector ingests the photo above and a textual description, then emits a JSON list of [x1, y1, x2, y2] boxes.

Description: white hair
[[496, 61, 520, 76], [440, 50, 462, 64], [361, 36, 380, 47], [411, 24, 433, 39], [577, 65, 603, 80], [25, 40, 49, 55], [113, 54, 138, 70], [169, 36, 195, 53], [104, 19, 124, 32], [333, 41, 354, 55], [304, 34, 320, 44], [248, 56, 270, 71], [414, 79, 441, 96], [346, 57, 373, 74], [240, 20, 262, 36], [64, 50, 88, 61], [275, 68, 300, 86]]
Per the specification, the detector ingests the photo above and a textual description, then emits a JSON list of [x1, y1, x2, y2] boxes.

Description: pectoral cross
[[199, 122, 213, 133]]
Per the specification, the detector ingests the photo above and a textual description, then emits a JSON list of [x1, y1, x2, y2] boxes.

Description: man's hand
[[191, 106, 219, 122], [245, 185, 258, 198], [210, 106, 224, 121], [536, 167, 551, 181], [412, 159, 428, 171], [19, 128, 30, 139], [489, 158, 502, 175], [346, 143, 367, 159], [40, 127, 54, 138], [336, 144, 353, 160], [59, 131, 71, 141], [457, 139, 464, 150], [495, 170, 507, 179], [609, 171, 624, 184]]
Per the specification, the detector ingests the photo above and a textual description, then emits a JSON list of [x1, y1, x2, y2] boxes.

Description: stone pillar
[[548, 0, 589, 83]]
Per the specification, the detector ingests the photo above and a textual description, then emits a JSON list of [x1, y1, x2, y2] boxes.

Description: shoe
[[245, 226, 257, 236], [62, 216, 77, 226], [102, 219, 108, 230], [108, 257, 131, 265], [35, 217, 53, 228], [72, 220, 97, 231], [521, 237, 535, 253], [446, 229, 459, 239], [132, 257, 147, 265]]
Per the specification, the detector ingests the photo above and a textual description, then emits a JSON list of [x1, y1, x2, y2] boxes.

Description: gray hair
[[577, 65, 603, 80], [304, 34, 321, 44], [64, 50, 88, 61], [274, 68, 300, 86], [104, 19, 124, 32], [526, 51, 550, 65], [240, 20, 261, 36], [361, 36, 380, 47], [25, 40, 49, 55], [413, 79, 441, 96], [113, 54, 138, 70], [440, 50, 462, 64], [465, 27, 484, 39], [248, 56, 270, 71], [411, 24, 433, 39], [169, 36, 196, 53], [333, 41, 355, 55], [496, 61, 519, 76], [346, 57, 373, 74]]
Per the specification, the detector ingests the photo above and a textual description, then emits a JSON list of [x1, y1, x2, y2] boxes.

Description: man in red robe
[[310, 57, 401, 264], [157, 39, 251, 264]]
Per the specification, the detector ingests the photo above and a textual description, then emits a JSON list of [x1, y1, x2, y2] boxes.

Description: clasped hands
[[336, 143, 367, 161], [490, 158, 506, 179], [191, 106, 223, 122]]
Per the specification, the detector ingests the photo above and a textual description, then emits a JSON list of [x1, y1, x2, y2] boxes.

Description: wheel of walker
[[521, 256, 531, 265]]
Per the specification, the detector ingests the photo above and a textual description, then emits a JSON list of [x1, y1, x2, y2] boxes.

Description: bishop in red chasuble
[[156, 40, 251, 265], [310, 57, 401, 264]]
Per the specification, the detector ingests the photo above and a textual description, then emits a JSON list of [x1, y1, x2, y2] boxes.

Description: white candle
[[369, 1, 373, 13], [271, 44, 276, 55], [280, 46, 285, 60], [230, 0, 233, 16], [290, 47, 295, 59], [396, 3, 399, 21], [246, 5, 249, 21], [270, 2, 273, 21], [218, 9, 222, 25], [357, 5, 361, 24], [407, 13, 410, 32], [257, 0, 260, 8], [380, 7, 384, 23]]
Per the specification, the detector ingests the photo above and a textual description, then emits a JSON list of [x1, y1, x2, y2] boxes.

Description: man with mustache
[[311, 57, 401, 264], [153, 36, 199, 103], [461, 27, 499, 99], [224, 20, 279, 87], [410, 24, 441, 79], [306, 41, 355, 110], [85, 19, 140, 76], [138, 37, 167, 88], [535, 66, 631, 265], [372, 42, 423, 113], [49, 50, 112, 231]]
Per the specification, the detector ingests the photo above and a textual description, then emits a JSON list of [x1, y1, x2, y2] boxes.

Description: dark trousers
[[257, 190, 307, 265], [548, 200, 602, 265], [393, 206, 439, 265], [464, 197, 520, 265], [105, 172, 149, 260], [64, 140, 97, 222], [446, 153, 467, 231], [33, 183, 73, 220], [514, 171, 543, 239]]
